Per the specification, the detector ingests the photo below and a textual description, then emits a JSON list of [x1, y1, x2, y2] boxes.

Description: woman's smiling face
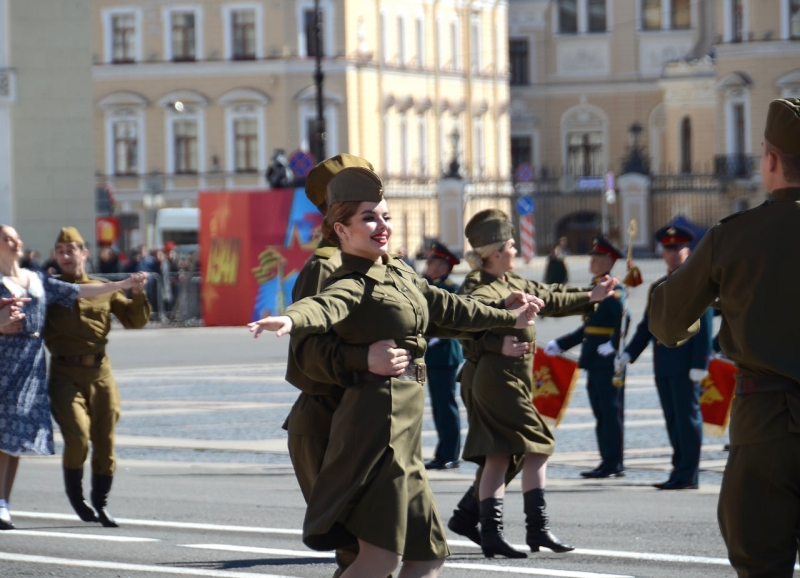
[[335, 200, 392, 261]]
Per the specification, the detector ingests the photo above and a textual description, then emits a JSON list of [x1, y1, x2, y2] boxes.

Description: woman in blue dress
[[0, 225, 147, 530]]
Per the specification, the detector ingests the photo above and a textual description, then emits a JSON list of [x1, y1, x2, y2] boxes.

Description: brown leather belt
[[54, 353, 106, 367], [353, 363, 427, 385], [736, 375, 800, 395]]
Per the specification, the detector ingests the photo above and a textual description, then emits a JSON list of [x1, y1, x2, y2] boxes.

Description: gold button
[[402, 287, 408, 292]]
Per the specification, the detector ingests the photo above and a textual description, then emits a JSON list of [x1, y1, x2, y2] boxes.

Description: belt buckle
[[416, 364, 426, 383]]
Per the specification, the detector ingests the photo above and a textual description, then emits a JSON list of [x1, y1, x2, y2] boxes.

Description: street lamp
[[311, 0, 326, 162], [622, 121, 648, 175]]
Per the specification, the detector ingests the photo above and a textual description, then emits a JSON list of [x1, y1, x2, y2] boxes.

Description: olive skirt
[[462, 352, 555, 465], [303, 377, 450, 561]]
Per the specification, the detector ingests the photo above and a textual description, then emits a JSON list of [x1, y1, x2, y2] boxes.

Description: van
[[155, 208, 199, 248]]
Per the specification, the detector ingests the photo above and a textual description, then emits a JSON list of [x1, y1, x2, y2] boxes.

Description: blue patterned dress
[[0, 270, 79, 456]]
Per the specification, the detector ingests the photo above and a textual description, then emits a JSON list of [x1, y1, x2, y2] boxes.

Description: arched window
[[680, 117, 692, 174]]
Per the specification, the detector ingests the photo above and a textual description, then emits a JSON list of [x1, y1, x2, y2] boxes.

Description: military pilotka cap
[[326, 166, 384, 206], [427, 241, 460, 267], [305, 154, 375, 208], [465, 209, 514, 248], [589, 236, 623, 261], [764, 98, 800, 157], [654, 225, 694, 248], [55, 227, 85, 246]]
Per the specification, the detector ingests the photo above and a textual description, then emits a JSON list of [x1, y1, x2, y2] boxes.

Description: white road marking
[[182, 544, 334, 559], [0, 552, 301, 578], [0, 529, 158, 542]]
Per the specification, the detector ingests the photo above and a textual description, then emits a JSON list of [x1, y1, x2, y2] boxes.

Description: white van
[[155, 208, 199, 248]]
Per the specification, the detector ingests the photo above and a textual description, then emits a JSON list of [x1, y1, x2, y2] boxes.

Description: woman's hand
[[0, 297, 28, 327], [368, 339, 411, 376], [589, 275, 619, 302], [512, 297, 544, 328], [502, 335, 531, 358], [248, 316, 293, 338], [504, 291, 528, 310]]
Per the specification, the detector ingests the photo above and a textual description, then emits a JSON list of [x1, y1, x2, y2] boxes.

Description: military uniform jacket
[[556, 277, 626, 371], [423, 276, 464, 368], [649, 187, 800, 445], [626, 276, 713, 378], [43, 272, 150, 355]]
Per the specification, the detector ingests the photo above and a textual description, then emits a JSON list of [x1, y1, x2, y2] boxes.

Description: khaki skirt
[[303, 376, 450, 561]]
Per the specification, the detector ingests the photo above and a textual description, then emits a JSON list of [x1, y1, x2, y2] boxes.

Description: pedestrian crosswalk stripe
[[182, 544, 335, 558], [446, 562, 634, 578], [0, 529, 159, 542]]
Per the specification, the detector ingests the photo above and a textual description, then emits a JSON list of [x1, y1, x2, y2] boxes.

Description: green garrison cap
[[326, 167, 384, 206], [305, 154, 375, 208], [55, 227, 85, 246], [465, 209, 514, 248], [764, 98, 800, 157]]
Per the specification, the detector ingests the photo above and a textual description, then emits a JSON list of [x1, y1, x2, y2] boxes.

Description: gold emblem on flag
[[699, 375, 724, 405], [533, 366, 561, 398]]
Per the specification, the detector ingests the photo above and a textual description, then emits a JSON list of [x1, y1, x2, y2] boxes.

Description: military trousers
[[655, 376, 702, 485], [718, 432, 800, 577], [586, 369, 624, 471], [427, 366, 461, 464], [48, 357, 120, 475]]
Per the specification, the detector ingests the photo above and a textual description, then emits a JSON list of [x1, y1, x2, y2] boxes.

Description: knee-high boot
[[479, 497, 527, 559], [63, 467, 98, 522], [447, 486, 482, 545], [523, 488, 574, 553], [91, 473, 119, 528]]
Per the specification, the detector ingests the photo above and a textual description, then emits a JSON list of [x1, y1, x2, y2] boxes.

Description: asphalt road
[[2, 258, 792, 577]]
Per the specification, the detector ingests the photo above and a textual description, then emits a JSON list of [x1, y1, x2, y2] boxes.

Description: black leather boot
[[63, 467, 98, 522], [478, 497, 527, 559], [523, 488, 574, 553], [447, 486, 482, 545], [91, 474, 119, 528]]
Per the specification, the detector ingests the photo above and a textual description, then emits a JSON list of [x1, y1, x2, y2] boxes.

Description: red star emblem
[[278, 227, 317, 277]]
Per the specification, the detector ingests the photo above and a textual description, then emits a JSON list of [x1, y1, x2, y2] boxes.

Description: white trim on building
[[101, 6, 144, 64]]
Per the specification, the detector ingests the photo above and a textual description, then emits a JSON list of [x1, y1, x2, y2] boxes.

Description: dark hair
[[322, 201, 362, 246], [766, 140, 800, 183]]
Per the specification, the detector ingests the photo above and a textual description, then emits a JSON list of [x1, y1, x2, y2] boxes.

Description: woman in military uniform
[[459, 210, 607, 558], [249, 168, 540, 577]]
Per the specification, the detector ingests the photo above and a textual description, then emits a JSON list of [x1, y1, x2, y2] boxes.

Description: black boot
[[63, 467, 98, 522], [523, 488, 574, 553], [91, 474, 119, 528], [447, 487, 482, 545], [478, 498, 527, 559]]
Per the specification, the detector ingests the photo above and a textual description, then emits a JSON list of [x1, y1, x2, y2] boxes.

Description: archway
[[556, 211, 602, 255]]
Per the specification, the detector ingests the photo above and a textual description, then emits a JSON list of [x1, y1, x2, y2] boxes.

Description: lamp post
[[622, 121, 648, 175], [602, 171, 616, 236], [312, 0, 326, 162], [444, 128, 461, 179]]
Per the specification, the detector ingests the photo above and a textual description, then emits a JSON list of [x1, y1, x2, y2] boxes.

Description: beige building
[[508, 0, 800, 252], [92, 0, 511, 252], [0, 0, 95, 254]]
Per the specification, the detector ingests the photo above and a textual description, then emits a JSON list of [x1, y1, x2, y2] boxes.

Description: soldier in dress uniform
[[546, 236, 627, 478], [45, 227, 151, 527], [617, 225, 713, 490], [649, 98, 800, 577], [422, 242, 464, 470]]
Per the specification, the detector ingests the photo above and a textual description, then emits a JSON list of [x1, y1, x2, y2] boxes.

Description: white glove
[[689, 368, 707, 382], [597, 341, 616, 357], [614, 351, 631, 373], [544, 340, 562, 356]]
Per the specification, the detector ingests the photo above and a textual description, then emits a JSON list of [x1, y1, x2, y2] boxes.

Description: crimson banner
[[699, 357, 738, 436], [533, 347, 580, 426]]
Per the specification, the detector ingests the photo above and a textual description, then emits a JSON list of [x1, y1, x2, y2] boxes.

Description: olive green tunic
[[285, 253, 517, 560], [43, 272, 150, 475], [460, 270, 591, 465]]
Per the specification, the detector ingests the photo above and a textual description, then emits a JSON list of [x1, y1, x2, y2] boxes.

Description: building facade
[[509, 0, 800, 252], [92, 0, 511, 253], [0, 0, 95, 254]]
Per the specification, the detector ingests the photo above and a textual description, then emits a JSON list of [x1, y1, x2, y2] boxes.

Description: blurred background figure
[[42, 250, 61, 276], [544, 244, 568, 285], [19, 250, 41, 272], [98, 248, 119, 274]]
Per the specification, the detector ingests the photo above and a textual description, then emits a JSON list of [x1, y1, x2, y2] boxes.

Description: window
[[381, 13, 388, 64], [450, 22, 459, 70], [680, 117, 692, 174], [792, 0, 800, 39], [473, 118, 485, 176], [471, 17, 482, 72], [415, 18, 425, 68], [671, 0, 691, 29], [642, 0, 662, 30], [509, 39, 529, 86], [588, 0, 607, 33], [511, 136, 532, 175], [174, 120, 198, 174], [383, 115, 391, 174], [113, 121, 138, 175], [234, 118, 258, 173], [567, 132, 603, 176], [436, 19, 443, 68], [397, 17, 406, 66], [232, 10, 256, 59], [304, 8, 323, 57], [559, 0, 578, 33], [400, 115, 409, 176], [418, 116, 428, 176], [171, 12, 196, 61], [111, 13, 136, 63], [731, 0, 744, 42], [733, 103, 746, 155]]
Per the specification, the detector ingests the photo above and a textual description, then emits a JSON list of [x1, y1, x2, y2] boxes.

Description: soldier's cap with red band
[[654, 225, 694, 248], [589, 236, 623, 261], [427, 241, 460, 267]]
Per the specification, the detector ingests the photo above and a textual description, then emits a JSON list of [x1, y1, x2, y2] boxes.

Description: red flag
[[533, 347, 580, 427], [699, 357, 738, 436]]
